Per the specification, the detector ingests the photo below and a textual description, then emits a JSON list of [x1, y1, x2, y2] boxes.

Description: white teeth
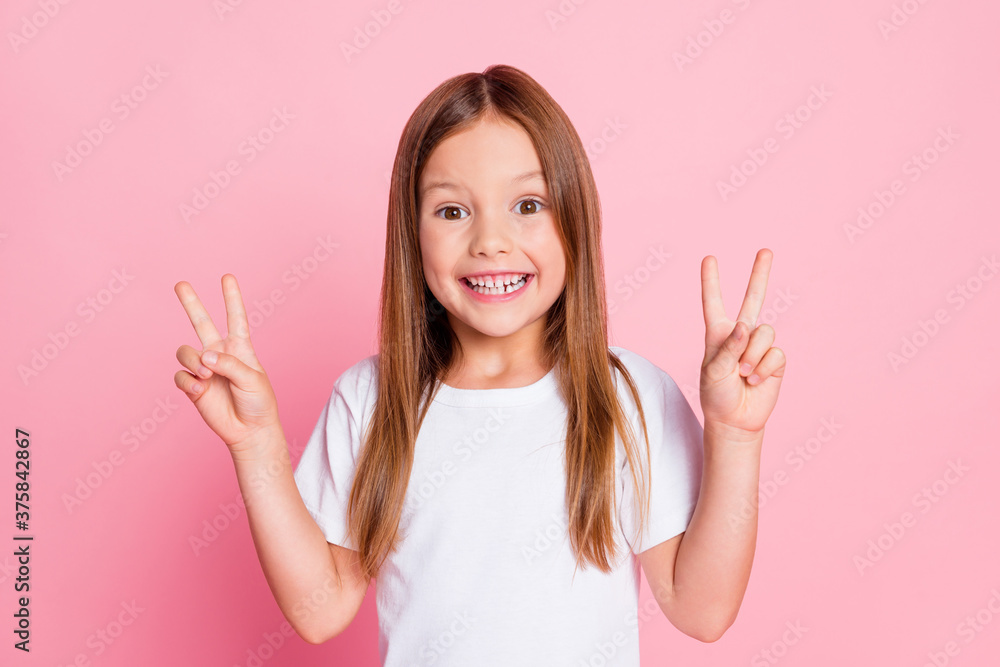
[[465, 274, 528, 295], [465, 273, 526, 287]]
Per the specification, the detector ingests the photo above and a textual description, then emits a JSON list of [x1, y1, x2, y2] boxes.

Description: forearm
[[230, 427, 345, 643], [669, 421, 763, 637]]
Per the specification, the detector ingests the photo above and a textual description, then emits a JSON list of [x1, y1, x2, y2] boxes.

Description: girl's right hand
[[173, 274, 283, 459]]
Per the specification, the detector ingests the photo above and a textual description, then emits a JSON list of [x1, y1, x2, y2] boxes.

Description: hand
[[699, 249, 786, 439], [174, 274, 283, 456]]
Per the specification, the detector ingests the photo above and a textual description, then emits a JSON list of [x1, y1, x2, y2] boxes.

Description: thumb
[[705, 321, 750, 381], [201, 349, 260, 391]]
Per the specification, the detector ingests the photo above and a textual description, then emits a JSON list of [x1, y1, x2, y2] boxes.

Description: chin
[[467, 325, 523, 339], [459, 316, 531, 339]]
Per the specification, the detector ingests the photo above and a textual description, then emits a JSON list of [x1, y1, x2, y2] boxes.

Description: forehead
[[418, 118, 545, 196]]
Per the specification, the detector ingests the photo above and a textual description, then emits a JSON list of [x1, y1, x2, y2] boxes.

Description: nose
[[468, 205, 513, 258]]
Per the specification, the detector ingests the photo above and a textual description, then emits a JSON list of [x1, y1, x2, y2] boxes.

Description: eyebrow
[[420, 169, 545, 196]]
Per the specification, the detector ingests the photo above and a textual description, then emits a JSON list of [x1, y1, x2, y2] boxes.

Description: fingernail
[[740, 363, 752, 376], [202, 350, 218, 365], [191, 382, 203, 393], [748, 374, 760, 385], [197, 366, 213, 379]]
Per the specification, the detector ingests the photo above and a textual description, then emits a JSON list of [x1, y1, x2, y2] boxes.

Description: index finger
[[174, 280, 223, 349], [735, 248, 773, 327], [701, 254, 727, 329]]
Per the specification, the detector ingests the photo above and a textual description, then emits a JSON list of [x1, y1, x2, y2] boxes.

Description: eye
[[516, 198, 545, 215], [435, 206, 468, 221]]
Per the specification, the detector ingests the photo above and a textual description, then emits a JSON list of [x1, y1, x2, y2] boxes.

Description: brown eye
[[518, 199, 542, 215], [438, 206, 467, 220]]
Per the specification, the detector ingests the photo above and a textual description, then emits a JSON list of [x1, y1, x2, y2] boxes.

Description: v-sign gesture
[[700, 249, 786, 439], [174, 274, 284, 458]]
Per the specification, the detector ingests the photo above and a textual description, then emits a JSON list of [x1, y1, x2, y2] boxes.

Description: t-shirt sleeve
[[292, 357, 375, 551], [619, 368, 704, 555]]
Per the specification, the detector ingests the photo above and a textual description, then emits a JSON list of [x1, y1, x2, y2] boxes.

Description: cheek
[[418, 226, 458, 290], [535, 219, 567, 280], [546, 253, 567, 290], [417, 222, 439, 274]]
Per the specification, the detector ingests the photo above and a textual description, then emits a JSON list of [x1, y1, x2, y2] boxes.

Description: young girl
[[173, 64, 785, 665]]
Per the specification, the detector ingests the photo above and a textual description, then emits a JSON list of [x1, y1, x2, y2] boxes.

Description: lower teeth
[[468, 277, 526, 295]]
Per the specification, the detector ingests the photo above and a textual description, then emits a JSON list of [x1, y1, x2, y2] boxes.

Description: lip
[[460, 270, 533, 280], [459, 273, 533, 303]]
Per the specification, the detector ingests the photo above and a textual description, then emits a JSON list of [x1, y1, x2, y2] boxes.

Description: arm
[[640, 421, 762, 642], [172, 276, 368, 645], [640, 250, 785, 642], [232, 427, 371, 644]]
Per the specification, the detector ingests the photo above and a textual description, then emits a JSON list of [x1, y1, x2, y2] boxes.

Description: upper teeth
[[465, 273, 527, 287]]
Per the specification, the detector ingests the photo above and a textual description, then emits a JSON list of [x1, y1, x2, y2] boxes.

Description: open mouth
[[461, 273, 531, 296]]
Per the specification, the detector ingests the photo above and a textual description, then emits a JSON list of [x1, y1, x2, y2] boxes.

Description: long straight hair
[[347, 64, 652, 581]]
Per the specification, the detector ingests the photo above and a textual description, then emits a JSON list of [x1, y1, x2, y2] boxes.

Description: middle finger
[[735, 249, 773, 328]]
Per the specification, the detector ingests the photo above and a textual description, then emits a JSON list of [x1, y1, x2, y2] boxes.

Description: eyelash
[[434, 198, 546, 220]]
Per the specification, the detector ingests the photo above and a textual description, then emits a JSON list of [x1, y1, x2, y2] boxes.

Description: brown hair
[[347, 64, 652, 581]]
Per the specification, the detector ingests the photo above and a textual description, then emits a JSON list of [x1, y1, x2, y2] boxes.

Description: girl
[[173, 64, 785, 665]]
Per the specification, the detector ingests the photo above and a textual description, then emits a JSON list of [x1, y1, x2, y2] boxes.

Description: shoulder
[[608, 345, 673, 392], [608, 345, 685, 414], [328, 353, 379, 410]]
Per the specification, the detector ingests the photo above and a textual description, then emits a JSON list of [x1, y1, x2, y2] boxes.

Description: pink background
[[3, 0, 999, 665]]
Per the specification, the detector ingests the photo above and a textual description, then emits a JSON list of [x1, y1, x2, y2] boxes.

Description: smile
[[459, 273, 533, 301]]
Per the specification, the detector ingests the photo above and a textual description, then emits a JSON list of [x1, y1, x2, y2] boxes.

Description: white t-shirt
[[293, 345, 704, 666]]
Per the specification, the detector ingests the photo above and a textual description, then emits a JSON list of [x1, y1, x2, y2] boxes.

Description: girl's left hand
[[699, 248, 786, 439]]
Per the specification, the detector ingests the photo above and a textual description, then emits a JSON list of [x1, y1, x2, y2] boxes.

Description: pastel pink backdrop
[[3, 0, 998, 665]]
